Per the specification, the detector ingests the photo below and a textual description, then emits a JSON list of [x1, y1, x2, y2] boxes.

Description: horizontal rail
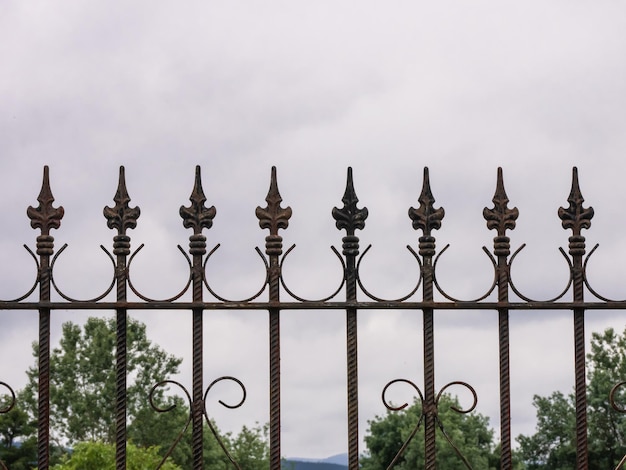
[[0, 301, 625, 310]]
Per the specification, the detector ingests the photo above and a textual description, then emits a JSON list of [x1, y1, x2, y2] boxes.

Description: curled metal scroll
[[203, 376, 247, 470], [203, 244, 269, 302], [610, 381, 626, 470], [356, 245, 423, 302], [0, 382, 16, 413], [148, 380, 192, 470], [127, 244, 192, 302], [0, 382, 15, 470], [432, 245, 498, 302], [49, 243, 117, 302], [148, 376, 247, 470], [0, 245, 39, 302], [435, 381, 478, 470], [381, 379, 424, 469], [610, 381, 626, 413], [583, 244, 626, 302], [508, 244, 573, 302], [279, 244, 346, 302]]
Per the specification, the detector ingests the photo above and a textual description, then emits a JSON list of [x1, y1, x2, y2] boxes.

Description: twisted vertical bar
[[256, 166, 291, 470], [332, 168, 368, 470], [27, 166, 64, 470], [558, 167, 593, 469], [104, 166, 140, 470], [409, 167, 444, 469], [483, 168, 518, 470], [180, 166, 216, 470]]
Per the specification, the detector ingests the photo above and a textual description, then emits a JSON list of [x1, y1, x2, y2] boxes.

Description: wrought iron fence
[[0, 164, 624, 470]]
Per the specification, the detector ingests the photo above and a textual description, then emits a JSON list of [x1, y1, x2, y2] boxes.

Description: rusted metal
[[483, 167, 518, 470], [27, 166, 64, 470], [256, 166, 291, 470], [104, 166, 140, 470], [332, 168, 368, 470], [3, 164, 626, 469]]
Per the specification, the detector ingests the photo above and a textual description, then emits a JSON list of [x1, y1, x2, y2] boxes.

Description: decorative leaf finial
[[27, 166, 65, 236], [483, 167, 519, 237], [256, 166, 292, 236], [180, 165, 216, 234], [408, 167, 444, 237], [558, 167, 594, 236], [332, 167, 368, 235], [103, 166, 140, 235]]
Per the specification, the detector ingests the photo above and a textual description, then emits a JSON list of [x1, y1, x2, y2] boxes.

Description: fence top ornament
[[256, 166, 292, 237], [27, 166, 65, 237], [180, 165, 216, 235], [8, 164, 626, 305], [103, 166, 141, 236], [409, 167, 445, 237]]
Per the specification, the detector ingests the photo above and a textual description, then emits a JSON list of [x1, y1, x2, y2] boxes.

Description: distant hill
[[282, 461, 348, 470], [282, 453, 348, 469]]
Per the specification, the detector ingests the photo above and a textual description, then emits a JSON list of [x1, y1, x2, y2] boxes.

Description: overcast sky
[[1, 1, 626, 461]]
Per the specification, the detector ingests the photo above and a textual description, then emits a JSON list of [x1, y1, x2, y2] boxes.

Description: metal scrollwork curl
[[148, 380, 192, 470], [582, 244, 626, 302], [381, 379, 424, 469], [432, 244, 498, 302], [203, 376, 247, 470], [278, 244, 346, 302], [356, 245, 423, 302], [508, 244, 573, 302], [49, 243, 117, 302], [203, 244, 269, 302], [0, 245, 39, 302], [126, 244, 193, 302], [435, 381, 478, 469]]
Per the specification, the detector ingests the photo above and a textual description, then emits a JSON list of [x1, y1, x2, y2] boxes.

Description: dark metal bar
[[27, 166, 64, 470], [2, 300, 626, 310], [256, 166, 292, 470], [180, 166, 216, 470], [104, 166, 140, 470], [332, 168, 367, 470], [558, 167, 593, 469], [409, 167, 444, 469], [483, 168, 518, 469]]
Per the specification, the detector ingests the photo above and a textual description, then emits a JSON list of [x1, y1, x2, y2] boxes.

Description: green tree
[[361, 394, 504, 469], [518, 327, 626, 469], [16, 316, 270, 468], [0, 393, 37, 470], [22, 316, 182, 445], [50, 441, 180, 470]]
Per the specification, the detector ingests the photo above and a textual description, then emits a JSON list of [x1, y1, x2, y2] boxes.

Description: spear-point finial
[[408, 167, 444, 237], [483, 167, 519, 237], [27, 166, 65, 236], [180, 165, 216, 235], [558, 167, 594, 236], [256, 166, 292, 236], [332, 167, 368, 235], [103, 166, 141, 235]]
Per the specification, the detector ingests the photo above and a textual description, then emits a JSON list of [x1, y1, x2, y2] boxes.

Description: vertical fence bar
[[180, 166, 216, 470], [409, 168, 444, 469], [104, 167, 140, 470], [483, 168, 518, 470], [27, 166, 64, 470], [256, 167, 291, 470], [558, 167, 593, 469], [332, 168, 367, 470]]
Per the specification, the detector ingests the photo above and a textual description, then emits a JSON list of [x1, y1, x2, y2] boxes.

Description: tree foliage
[[518, 327, 626, 469], [1, 316, 269, 469], [361, 394, 508, 469]]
